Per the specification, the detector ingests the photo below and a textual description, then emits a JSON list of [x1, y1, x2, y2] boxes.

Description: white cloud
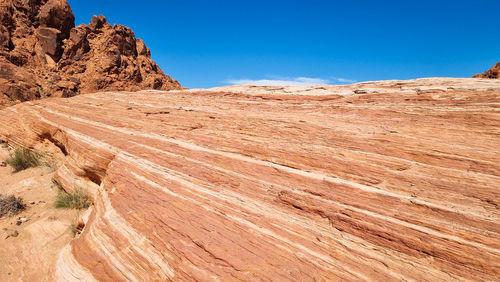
[[334, 77, 357, 83], [226, 76, 356, 86]]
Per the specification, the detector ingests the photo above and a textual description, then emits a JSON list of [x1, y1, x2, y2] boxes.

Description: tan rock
[[0, 78, 498, 281], [0, 150, 80, 280], [5, 229, 18, 239]]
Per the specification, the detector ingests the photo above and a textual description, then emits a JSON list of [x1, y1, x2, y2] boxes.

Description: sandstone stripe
[[0, 79, 498, 280], [31, 104, 499, 222], [31, 103, 500, 262]]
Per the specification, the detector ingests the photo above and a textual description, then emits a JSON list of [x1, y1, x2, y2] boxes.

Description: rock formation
[[0, 0, 181, 108], [0, 78, 499, 280], [473, 62, 500, 79]]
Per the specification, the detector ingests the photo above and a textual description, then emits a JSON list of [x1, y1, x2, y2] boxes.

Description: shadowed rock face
[[0, 78, 499, 280], [473, 62, 500, 79], [0, 0, 181, 108]]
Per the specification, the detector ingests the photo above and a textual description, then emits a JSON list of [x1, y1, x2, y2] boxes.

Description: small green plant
[[70, 223, 78, 237], [68, 70, 75, 76], [0, 194, 26, 218], [55, 188, 90, 210], [5, 148, 42, 172], [69, 220, 85, 237]]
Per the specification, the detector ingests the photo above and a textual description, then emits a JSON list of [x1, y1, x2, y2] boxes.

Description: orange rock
[[0, 78, 499, 281], [474, 62, 500, 79], [0, 0, 181, 108]]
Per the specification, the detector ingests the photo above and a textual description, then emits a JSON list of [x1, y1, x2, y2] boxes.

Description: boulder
[[136, 38, 150, 57], [38, 0, 75, 39], [36, 27, 61, 57]]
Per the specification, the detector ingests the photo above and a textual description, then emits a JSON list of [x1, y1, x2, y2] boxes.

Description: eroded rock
[[474, 62, 500, 79], [0, 78, 499, 280], [38, 0, 75, 39], [0, 0, 181, 108]]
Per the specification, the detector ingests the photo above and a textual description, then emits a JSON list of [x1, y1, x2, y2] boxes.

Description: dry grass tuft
[[0, 194, 26, 218], [5, 148, 42, 172], [55, 187, 90, 210]]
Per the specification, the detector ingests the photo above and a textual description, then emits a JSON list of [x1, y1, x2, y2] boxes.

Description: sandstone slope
[[0, 145, 80, 280], [0, 78, 499, 281], [0, 0, 181, 108], [474, 62, 500, 79]]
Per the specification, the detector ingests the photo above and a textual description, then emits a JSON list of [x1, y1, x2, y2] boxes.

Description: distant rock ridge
[[0, 0, 181, 108], [473, 62, 500, 79]]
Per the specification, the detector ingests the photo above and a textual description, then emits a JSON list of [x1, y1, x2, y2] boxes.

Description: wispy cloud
[[333, 77, 357, 83], [226, 76, 356, 86]]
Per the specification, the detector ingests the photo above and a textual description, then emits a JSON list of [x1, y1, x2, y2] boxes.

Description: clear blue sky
[[67, 0, 500, 88]]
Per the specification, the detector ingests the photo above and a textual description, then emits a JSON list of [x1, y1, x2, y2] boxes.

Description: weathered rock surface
[[0, 145, 79, 281], [473, 62, 500, 79], [0, 78, 499, 281], [0, 0, 181, 108]]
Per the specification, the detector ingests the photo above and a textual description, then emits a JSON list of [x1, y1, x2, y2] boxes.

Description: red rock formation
[[0, 78, 499, 280], [0, 0, 181, 108], [473, 62, 500, 79]]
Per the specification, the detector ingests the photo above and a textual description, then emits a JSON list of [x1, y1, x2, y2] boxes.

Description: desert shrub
[[5, 148, 42, 172], [55, 188, 90, 210], [0, 194, 26, 218]]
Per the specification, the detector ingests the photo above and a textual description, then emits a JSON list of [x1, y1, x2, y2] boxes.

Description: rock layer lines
[[0, 78, 499, 281]]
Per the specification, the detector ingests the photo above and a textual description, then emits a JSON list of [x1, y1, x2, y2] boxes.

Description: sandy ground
[[0, 144, 79, 281]]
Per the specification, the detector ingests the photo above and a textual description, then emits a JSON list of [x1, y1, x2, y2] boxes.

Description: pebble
[[16, 217, 29, 225], [29, 201, 36, 205], [0, 161, 6, 167], [5, 230, 19, 239]]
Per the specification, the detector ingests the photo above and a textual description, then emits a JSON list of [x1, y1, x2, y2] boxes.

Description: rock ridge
[[473, 62, 500, 79], [0, 0, 181, 108]]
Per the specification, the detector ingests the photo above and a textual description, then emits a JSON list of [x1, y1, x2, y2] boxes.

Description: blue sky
[[67, 0, 500, 88]]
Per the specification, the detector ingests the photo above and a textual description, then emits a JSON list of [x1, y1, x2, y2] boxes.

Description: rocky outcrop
[[473, 62, 500, 79], [0, 0, 181, 108], [0, 78, 499, 281]]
